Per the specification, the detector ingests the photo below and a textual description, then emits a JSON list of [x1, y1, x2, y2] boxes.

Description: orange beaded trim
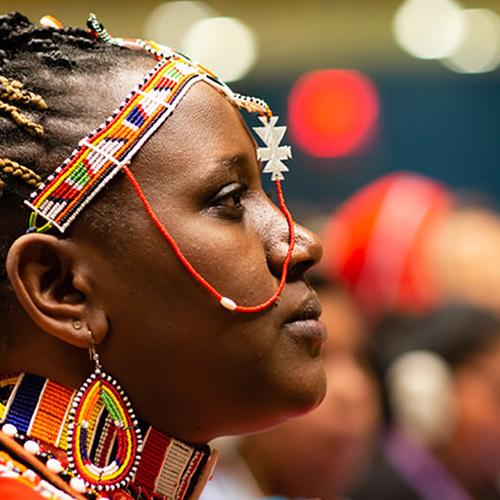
[[0, 373, 213, 500]]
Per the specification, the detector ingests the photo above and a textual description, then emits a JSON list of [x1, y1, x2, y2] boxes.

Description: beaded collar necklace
[[25, 15, 295, 314], [0, 373, 215, 500]]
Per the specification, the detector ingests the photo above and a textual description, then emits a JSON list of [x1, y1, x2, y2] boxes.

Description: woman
[[0, 12, 325, 500]]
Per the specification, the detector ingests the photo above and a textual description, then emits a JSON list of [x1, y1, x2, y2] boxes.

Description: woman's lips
[[283, 317, 327, 344], [283, 297, 328, 344]]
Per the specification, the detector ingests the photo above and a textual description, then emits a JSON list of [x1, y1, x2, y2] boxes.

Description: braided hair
[[0, 12, 151, 340]]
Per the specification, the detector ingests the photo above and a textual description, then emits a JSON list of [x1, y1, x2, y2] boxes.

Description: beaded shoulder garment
[[0, 373, 215, 500]]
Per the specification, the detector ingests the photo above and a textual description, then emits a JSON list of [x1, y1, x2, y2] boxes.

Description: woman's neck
[[0, 372, 216, 500]]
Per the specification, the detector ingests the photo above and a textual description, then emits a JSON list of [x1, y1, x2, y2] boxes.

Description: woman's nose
[[289, 221, 323, 280], [266, 204, 323, 280]]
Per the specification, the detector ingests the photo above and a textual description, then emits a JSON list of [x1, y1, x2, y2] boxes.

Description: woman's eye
[[223, 191, 242, 208], [208, 183, 247, 219]]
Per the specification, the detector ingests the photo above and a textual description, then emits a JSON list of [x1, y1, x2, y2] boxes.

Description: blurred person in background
[[321, 171, 500, 321], [202, 276, 380, 500], [351, 304, 500, 500]]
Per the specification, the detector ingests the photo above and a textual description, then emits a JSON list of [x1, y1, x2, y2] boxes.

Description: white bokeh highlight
[[181, 17, 258, 82], [393, 0, 465, 59], [143, 1, 216, 51], [441, 9, 500, 73]]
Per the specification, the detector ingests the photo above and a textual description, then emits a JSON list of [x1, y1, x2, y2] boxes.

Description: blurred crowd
[[202, 171, 500, 500]]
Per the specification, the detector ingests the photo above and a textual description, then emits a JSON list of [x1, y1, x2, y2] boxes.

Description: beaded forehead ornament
[[25, 15, 295, 313]]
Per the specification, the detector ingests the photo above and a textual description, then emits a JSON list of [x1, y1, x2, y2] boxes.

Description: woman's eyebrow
[[219, 154, 246, 168], [196, 155, 245, 188], [217, 153, 260, 177]]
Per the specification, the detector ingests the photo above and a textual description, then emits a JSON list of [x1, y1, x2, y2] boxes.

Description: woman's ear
[[5, 233, 108, 348]]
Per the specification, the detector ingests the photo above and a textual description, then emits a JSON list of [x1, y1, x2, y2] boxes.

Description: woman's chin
[[287, 360, 328, 413], [243, 371, 328, 435]]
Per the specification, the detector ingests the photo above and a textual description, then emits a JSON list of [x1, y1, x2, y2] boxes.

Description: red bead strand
[[123, 165, 295, 313]]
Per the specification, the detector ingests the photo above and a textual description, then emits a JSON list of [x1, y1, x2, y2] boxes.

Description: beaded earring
[[67, 329, 143, 492]]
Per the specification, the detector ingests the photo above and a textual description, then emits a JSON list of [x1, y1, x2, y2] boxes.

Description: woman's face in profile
[[73, 79, 326, 443]]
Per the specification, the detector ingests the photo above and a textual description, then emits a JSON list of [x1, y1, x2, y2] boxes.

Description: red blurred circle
[[320, 172, 452, 317], [288, 69, 380, 157]]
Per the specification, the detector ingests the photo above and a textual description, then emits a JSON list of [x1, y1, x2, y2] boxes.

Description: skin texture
[[236, 286, 379, 500], [3, 66, 326, 444]]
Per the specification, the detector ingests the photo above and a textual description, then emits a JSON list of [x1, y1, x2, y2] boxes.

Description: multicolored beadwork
[[24, 15, 295, 313], [0, 449, 76, 500], [25, 56, 226, 233], [23, 23, 271, 234], [0, 373, 214, 500], [67, 364, 142, 491]]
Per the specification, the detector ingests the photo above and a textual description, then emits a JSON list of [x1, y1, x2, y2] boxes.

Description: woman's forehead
[[150, 83, 252, 150], [168, 81, 240, 123], [134, 83, 257, 183]]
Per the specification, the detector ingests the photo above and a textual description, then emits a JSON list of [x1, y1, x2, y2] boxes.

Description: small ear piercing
[[73, 320, 83, 330]]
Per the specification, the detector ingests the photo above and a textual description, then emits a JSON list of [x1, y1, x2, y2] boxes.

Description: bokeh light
[[181, 17, 257, 82], [441, 9, 500, 73], [143, 1, 215, 50], [393, 0, 464, 59], [288, 69, 380, 158]]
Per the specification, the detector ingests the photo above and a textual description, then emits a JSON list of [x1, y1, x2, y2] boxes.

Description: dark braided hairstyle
[[0, 12, 153, 342]]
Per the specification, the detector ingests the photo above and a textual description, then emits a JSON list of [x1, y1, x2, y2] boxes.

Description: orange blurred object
[[321, 172, 452, 317]]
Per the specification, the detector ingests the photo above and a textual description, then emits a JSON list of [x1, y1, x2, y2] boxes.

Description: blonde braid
[[0, 101, 44, 137], [0, 76, 47, 110], [0, 75, 46, 197], [0, 158, 43, 188]]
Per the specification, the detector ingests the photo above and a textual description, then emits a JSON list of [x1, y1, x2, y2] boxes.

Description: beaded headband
[[25, 15, 295, 313]]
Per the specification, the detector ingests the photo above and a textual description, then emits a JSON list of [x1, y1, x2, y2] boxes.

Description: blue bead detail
[[5, 374, 45, 433], [125, 106, 147, 128]]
